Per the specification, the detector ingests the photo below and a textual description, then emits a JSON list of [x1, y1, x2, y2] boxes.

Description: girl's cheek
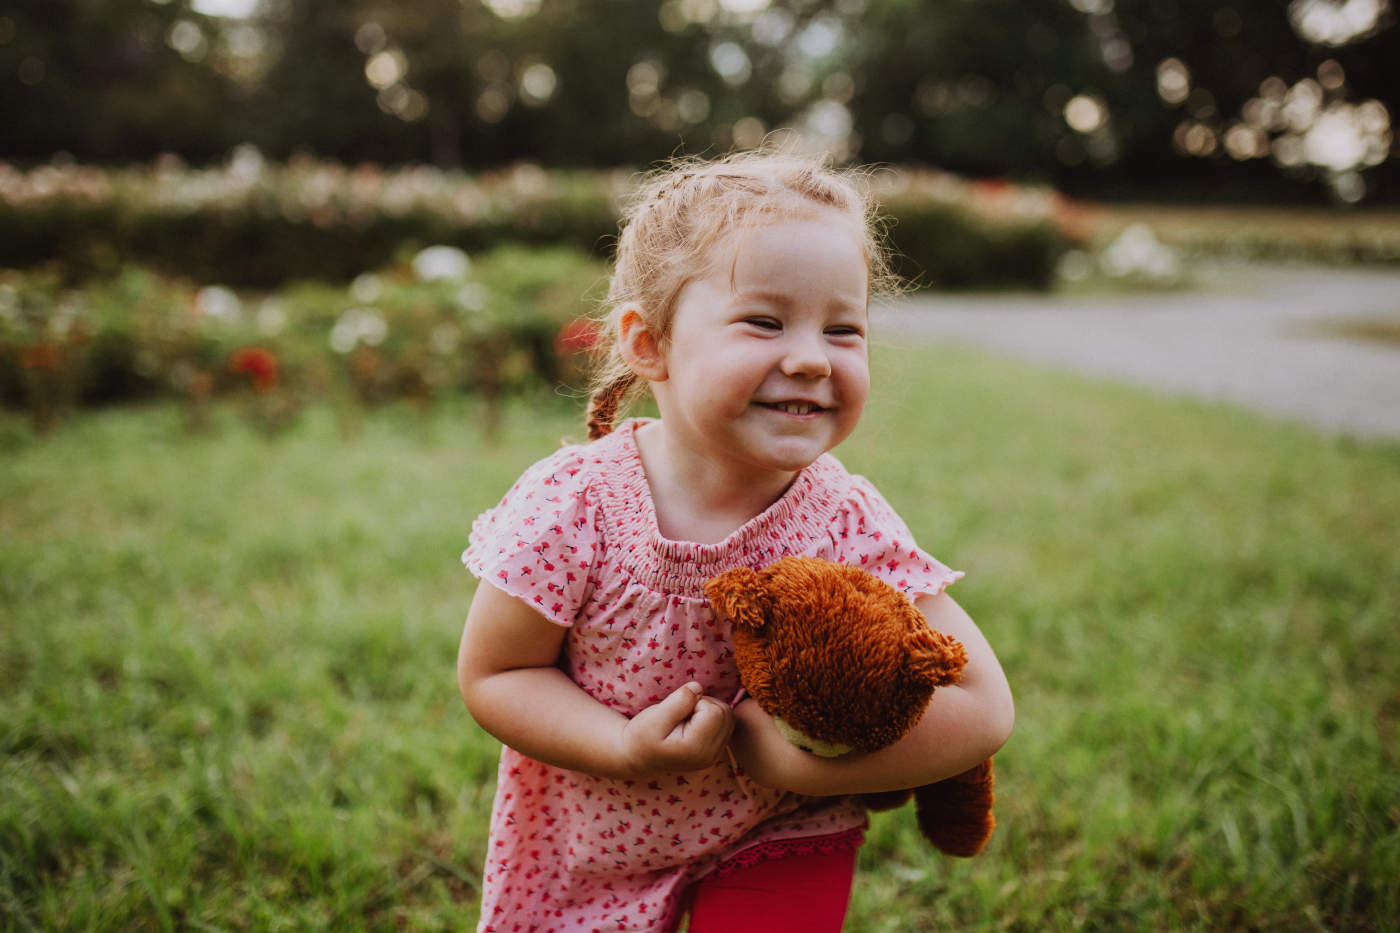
[[842, 351, 871, 389]]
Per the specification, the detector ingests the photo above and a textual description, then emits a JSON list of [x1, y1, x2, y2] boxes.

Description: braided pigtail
[[586, 371, 638, 441]]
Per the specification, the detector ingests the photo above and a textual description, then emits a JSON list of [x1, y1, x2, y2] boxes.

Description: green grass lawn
[[2, 343, 1397, 932]]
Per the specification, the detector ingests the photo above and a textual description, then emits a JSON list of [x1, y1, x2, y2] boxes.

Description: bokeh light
[[413, 246, 472, 282], [330, 308, 388, 353], [676, 89, 712, 125], [709, 42, 752, 88], [195, 285, 242, 322], [1100, 223, 1181, 280], [365, 50, 406, 90], [484, 0, 543, 21], [1065, 95, 1109, 134], [732, 116, 767, 149], [167, 20, 208, 62], [191, 0, 261, 17], [1288, 0, 1388, 46], [355, 22, 387, 55], [751, 7, 794, 45], [519, 62, 558, 106], [1156, 59, 1191, 107], [718, 0, 771, 14]]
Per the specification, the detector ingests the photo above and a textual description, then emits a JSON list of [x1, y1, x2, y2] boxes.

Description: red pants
[[678, 847, 858, 933]]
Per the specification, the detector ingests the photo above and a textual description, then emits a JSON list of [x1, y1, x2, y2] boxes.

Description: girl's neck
[[632, 420, 800, 546]]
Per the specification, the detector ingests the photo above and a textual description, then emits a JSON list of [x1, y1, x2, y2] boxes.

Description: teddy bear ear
[[703, 567, 770, 632]]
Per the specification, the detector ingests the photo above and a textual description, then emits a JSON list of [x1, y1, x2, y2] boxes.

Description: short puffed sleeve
[[462, 447, 598, 626], [830, 475, 963, 600]]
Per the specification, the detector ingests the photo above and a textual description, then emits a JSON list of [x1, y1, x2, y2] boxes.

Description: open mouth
[[759, 401, 826, 415]]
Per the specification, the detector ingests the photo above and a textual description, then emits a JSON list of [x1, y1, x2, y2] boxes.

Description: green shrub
[[0, 160, 1068, 291], [885, 201, 1063, 290], [0, 247, 606, 423], [873, 172, 1070, 291]]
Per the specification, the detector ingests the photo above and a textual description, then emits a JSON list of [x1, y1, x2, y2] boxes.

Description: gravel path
[[875, 264, 1400, 440]]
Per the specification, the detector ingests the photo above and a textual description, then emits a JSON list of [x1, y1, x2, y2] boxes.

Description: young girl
[[457, 153, 1014, 933]]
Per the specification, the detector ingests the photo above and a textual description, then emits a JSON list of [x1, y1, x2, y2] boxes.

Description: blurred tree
[[848, 0, 1399, 201], [248, 0, 855, 167], [850, 0, 1126, 177], [0, 0, 249, 161], [1122, 0, 1400, 202], [246, 0, 403, 161], [0, 0, 1395, 201]]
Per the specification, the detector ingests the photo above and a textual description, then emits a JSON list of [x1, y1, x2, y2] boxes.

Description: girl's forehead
[[713, 215, 870, 285], [660, 224, 869, 329]]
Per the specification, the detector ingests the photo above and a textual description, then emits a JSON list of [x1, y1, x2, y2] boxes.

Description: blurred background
[[3, 0, 1399, 419], [2, 0, 1398, 199]]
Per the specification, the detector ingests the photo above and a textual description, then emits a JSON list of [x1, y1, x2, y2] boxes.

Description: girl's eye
[[746, 317, 782, 331], [826, 326, 864, 338]]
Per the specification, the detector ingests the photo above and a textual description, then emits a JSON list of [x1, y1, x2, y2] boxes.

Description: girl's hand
[[622, 682, 735, 775]]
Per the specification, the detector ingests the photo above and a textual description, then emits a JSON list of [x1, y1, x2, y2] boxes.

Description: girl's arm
[[457, 582, 736, 780], [727, 591, 1014, 796]]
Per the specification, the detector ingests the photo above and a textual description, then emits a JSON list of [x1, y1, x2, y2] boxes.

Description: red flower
[[20, 343, 61, 370], [228, 346, 279, 393], [554, 318, 604, 356]]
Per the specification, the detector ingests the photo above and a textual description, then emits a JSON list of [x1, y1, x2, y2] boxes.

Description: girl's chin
[[668, 417, 846, 473], [733, 434, 835, 473]]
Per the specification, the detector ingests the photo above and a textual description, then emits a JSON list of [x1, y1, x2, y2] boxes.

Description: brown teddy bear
[[704, 555, 997, 858]]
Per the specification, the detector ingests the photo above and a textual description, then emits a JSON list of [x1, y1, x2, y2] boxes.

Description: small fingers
[[690, 697, 733, 734], [686, 698, 736, 759], [654, 682, 703, 727], [623, 684, 713, 774]]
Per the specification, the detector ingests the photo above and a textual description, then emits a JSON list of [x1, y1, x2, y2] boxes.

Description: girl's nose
[[781, 330, 832, 379]]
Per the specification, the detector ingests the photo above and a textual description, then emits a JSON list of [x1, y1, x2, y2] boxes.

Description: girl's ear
[[618, 304, 667, 382]]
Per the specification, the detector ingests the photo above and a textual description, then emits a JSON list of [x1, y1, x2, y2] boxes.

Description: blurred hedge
[[0, 158, 1071, 292]]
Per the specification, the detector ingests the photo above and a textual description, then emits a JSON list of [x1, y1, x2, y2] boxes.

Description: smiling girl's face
[[648, 215, 871, 481]]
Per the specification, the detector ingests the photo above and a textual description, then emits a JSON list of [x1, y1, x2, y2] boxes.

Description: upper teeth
[[775, 402, 817, 414]]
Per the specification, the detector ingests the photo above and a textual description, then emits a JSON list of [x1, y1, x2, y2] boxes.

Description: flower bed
[[0, 245, 605, 432]]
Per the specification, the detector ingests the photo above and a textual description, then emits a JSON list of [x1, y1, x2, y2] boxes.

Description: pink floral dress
[[462, 419, 961, 933]]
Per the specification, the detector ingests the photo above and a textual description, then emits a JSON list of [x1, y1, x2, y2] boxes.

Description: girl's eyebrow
[[734, 288, 792, 305], [736, 287, 867, 311], [735, 284, 862, 303]]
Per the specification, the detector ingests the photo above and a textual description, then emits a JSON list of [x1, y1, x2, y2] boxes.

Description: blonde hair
[[585, 151, 898, 441]]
